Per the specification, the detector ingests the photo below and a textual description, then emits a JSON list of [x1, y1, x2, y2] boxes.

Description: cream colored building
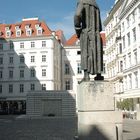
[[104, 0, 140, 111], [62, 32, 107, 94], [0, 18, 64, 114]]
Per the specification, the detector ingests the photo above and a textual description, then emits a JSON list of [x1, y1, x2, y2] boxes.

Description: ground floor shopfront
[[115, 90, 140, 120], [0, 98, 26, 115]]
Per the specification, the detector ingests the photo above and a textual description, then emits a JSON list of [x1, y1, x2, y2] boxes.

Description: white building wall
[[0, 36, 62, 99], [104, 0, 140, 112]]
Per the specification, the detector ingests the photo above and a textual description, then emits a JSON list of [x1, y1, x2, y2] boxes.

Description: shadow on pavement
[[79, 125, 109, 140]]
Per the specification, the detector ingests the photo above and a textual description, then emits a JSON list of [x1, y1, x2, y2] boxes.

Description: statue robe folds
[[74, 0, 103, 75]]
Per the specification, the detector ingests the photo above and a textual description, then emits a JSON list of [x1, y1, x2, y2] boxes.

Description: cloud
[[48, 10, 108, 38]]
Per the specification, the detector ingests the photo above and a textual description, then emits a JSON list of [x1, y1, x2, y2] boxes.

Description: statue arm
[[74, 2, 84, 38]]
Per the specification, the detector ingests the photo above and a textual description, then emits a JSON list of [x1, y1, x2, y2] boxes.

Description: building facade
[[0, 18, 63, 114], [62, 32, 107, 94], [0, 17, 106, 115], [104, 0, 140, 111]]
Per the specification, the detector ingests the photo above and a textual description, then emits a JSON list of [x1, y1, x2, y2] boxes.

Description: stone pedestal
[[136, 111, 140, 120], [77, 81, 122, 140]]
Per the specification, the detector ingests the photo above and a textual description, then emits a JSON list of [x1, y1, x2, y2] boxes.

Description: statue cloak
[[74, 0, 103, 75]]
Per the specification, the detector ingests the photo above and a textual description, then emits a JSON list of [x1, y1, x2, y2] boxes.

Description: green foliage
[[117, 99, 134, 110]]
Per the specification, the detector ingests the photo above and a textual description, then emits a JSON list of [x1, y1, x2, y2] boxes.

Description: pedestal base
[[78, 111, 122, 140], [77, 81, 123, 140]]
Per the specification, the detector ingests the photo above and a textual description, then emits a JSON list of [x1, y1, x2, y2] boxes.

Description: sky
[[0, 0, 115, 39]]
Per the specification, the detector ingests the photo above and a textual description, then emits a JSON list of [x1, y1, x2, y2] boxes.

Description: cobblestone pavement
[[0, 115, 77, 140], [0, 116, 140, 140]]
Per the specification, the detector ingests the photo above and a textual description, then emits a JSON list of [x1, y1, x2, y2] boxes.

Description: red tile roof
[[65, 34, 78, 46], [0, 18, 52, 39], [66, 32, 106, 47], [100, 32, 106, 46]]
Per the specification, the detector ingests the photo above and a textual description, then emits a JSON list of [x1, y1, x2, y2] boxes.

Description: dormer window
[[6, 31, 11, 38], [16, 30, 21, 37], [25, 25, 30, 29], [76, 40, 80, 45], [35, 24, 39, 29], [37, 28, 42, 35], [26, 29, 32, 36], [5, 26, 10, 31], [15, 26, 20, 30]]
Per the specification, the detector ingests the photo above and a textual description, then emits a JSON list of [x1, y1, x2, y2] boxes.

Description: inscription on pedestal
[[77, 81, 115, 111]]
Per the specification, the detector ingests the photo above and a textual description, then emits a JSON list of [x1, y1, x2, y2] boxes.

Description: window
[[128, 53, 131, 67], [20, 55, 24, 63], [139, 6, 140, 18], [42, 69, 46, 77], [15, 26, 20, 30], [20, 42, 24, 49], [37, 29, 42, 35], [132, 28, 136, 42], [77, 63, 82, 74], [20, 84, 24, 93], [126, 16, 130, 27], [132, 11, 135, 23], [65, 63, 70, 75], [16, 30, 21, 37], [119, 43, 122, 54], [35, 24, 39, 28], [122, 22, 125, 32], [31, 42, 35, 48], [0, 43, 3, 50], [128, 74, 132, 89], [9, 84, 13, 93], [25, 25, 29, 29], [124, 76, 127, 90], [134, 72, 138, 88], [26, 29, 32, 36], [20, 70, 24, 78], [65, 80, 70, 90], [6, 31, 11, 38], [76, 40, 80, 45], [42, 41, 46, 47], [30, 68, 35, 77], [77, 51, 81, 55], [31, 56, 35, 63], [134, 50, 137, 65], [123, 56, 126, 69], [9, 70, 13, 78], [0, 71, 3, 78], [30, 84, 35, 91], [9, 41, 14, 49], [0, 57, 3, 64], [120, 61, 123, 72], [9, 56, 13, 64], [127, 32, 130, 46], [122, 36, 125, 49], [0, 85, 2, 93], [42, 84, 46, 90], [42, 55, 46, 62]]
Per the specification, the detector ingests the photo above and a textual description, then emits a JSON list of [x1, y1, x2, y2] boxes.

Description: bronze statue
[[74, 0, 104, 82]]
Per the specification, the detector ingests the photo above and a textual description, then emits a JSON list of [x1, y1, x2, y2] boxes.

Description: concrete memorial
[[74, 0, 122, 139]]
